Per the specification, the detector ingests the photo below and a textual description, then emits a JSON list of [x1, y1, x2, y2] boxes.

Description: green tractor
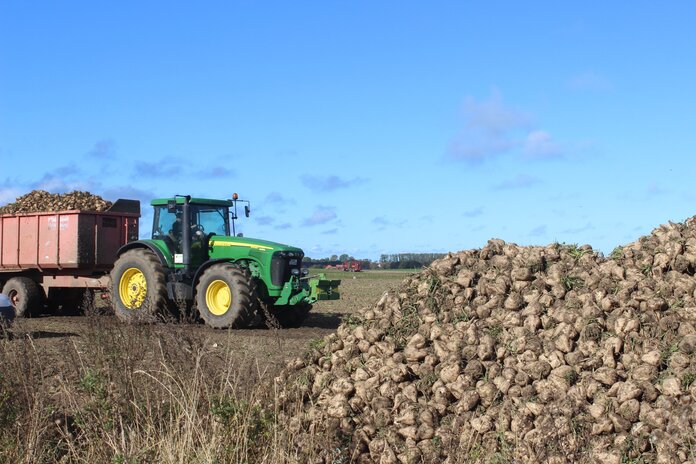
[[110, 194, 340, 328]]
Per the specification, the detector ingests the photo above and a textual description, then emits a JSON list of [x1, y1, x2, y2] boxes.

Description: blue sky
[[1, 1, 694, 259]]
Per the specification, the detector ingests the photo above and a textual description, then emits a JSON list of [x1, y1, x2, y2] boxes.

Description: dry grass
[[0, 317, 307, 463], [0, 271, 408, 463]]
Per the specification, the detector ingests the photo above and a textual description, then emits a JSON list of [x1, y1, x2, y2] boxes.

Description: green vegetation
[[562, 275, 584, 290], [610, 246, 624, 259], [567, 244, 590, 260]]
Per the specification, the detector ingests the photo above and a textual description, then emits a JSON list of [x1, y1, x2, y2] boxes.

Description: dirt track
[[6, 271, 407, 384]]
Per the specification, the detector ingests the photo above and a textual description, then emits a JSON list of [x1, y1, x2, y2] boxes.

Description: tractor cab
[[151, 197, 233, 267]]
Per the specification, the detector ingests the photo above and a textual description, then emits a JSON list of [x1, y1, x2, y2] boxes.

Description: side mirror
[[245, 205, 251, 217]]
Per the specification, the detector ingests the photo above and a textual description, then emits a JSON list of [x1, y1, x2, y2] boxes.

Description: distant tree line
[[378, 253, 447, 269], [303, 252, 447, 270]]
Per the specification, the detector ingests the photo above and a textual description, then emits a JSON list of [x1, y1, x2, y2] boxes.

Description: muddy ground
[[5, 270, 408, 386]]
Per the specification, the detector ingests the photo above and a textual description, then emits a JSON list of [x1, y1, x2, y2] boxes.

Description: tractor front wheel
[[2, 277, 45, 317], [111, 249, 167, 323], [195, 264, 257, 329]]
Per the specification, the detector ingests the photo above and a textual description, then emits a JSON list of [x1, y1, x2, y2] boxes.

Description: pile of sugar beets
[[276, 219, 696, 464], [0, 190, 112, 214]]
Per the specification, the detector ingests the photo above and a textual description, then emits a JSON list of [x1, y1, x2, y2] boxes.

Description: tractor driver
[[168, 211, 184, 252], [169, 211, 205, 250]]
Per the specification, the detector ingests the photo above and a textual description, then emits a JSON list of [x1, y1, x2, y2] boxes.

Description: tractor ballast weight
[[110, 194, 339, 328]]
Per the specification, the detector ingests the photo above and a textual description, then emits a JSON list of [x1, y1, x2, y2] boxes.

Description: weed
[[386, 303, 421, 348], [425, 272, 445, 313], [342, 314, 363, 328], [79, 369, 106, 399], [432, 435, 442, 449], [487, 323, 503, 341], [567, 244, 589, 260], [415, 373, 438, 395], [309, 338, 326, 351], [504, 341, 519, 356], [610, 246, 624, 259], [683, 371, 696, 389], [570, 415, 585, 437], [490, 431, 512, 464], [564, 370, 579, 386], [660, 343, 678, 368], [561, 275, 584, 291]]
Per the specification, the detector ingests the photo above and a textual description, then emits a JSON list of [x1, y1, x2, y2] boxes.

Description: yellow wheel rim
[[206, 280, 231, 316], [119, 268, 147, 309]]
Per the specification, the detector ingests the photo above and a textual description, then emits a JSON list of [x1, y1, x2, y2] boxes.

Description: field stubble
[[0, 270, 407, 463]]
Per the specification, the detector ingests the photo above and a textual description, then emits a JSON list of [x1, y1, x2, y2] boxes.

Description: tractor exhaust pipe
[[182, 195, 192, 275]]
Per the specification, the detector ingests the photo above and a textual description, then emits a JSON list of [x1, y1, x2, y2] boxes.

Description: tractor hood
[[208, 236, 304, 255]]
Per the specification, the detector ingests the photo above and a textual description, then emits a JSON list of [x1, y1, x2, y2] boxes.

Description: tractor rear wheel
[[111, 249, 167, 323], [268, 303, 312, 328], [195, 264, 257, 329], [2, 277, 45, 317]]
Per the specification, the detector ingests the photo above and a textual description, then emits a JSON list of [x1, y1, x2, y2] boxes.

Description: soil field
[[0, 270, 413, 462], [6, 270, 409, 387]]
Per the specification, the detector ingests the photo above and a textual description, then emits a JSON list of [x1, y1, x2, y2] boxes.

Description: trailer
[[0, 200, 140, 316]]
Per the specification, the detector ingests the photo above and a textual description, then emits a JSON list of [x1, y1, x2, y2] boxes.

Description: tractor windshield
[[191, 205, 229, 236], [152, 204, 230, 243]]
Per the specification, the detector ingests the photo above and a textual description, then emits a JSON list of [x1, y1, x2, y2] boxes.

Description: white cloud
[[646, 184, 668, 196], [561, 223, 594, 234], [463, 207, 483, 218], [523, 130, 564, 159], [302, 206, 337, 226], [87, 139, 117, 159], [530, 225, 547, 237], [463, 91, 531, 135], [301, 175, 367, 193], [256, 215, 275, 226], [448, 90, 531, 163], [494, 174, 540, 190], [0, 188, 22, 205]]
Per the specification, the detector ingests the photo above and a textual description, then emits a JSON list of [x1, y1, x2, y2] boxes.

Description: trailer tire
[[269, 303, 312, 328], [111, 249, 167, 323], [2, 277, 45, 318], [195, 264, 257, 329]]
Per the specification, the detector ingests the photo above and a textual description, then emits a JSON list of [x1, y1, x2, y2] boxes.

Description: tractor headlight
[[302, 268, 309, 276], [291, 268, 300, 276]]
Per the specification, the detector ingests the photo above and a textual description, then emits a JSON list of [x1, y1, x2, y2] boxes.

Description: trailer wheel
[[268, 303, 312, 328], [195, 264, 257, 328], [111, 249, 167, 323], [2, 277, 45, 318]]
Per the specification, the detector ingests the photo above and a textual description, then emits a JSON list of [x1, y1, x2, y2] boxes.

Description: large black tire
[[195, 264, 257, 329], [2, 277, 45, 317], [110, 249, 167, 323], [269, 303, 312, 328]]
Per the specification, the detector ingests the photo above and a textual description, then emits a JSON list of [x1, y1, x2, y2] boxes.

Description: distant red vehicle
[[342, 260, 362, 272]]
